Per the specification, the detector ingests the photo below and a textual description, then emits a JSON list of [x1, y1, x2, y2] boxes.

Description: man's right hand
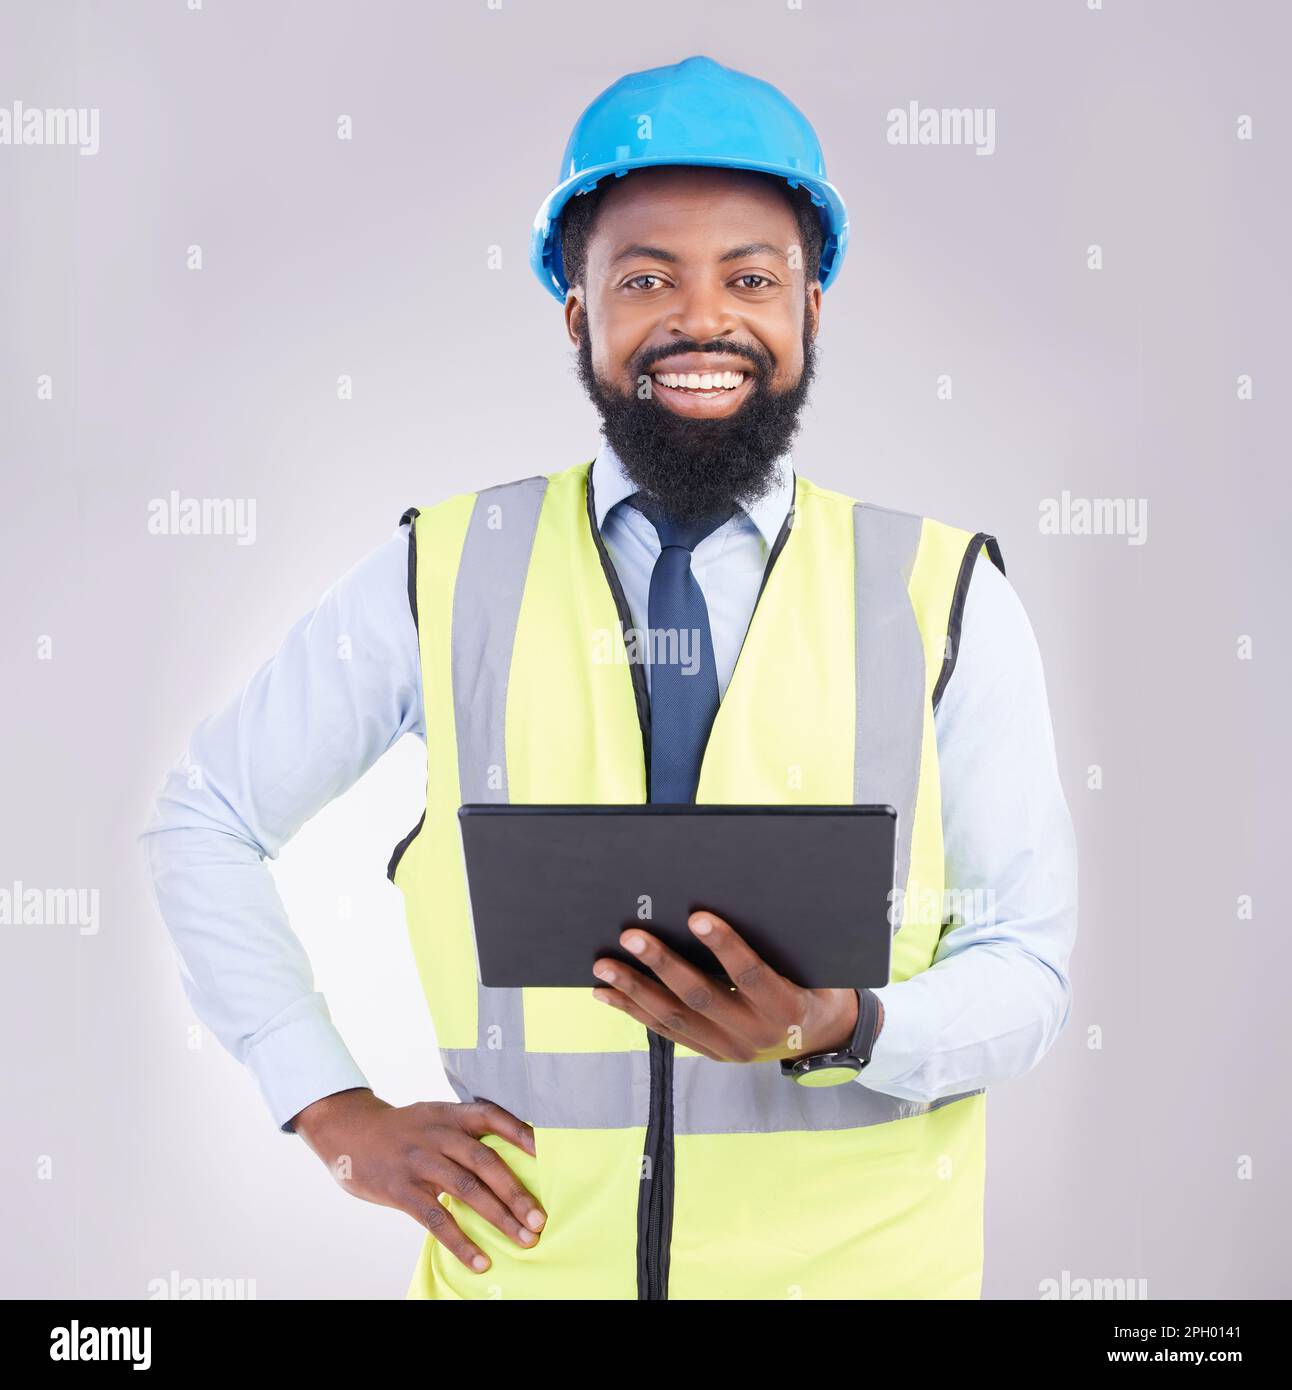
[[290, 1089, 546, 1274]]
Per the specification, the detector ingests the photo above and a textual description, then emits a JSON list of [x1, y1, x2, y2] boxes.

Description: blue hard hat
[[530, 54, 849, 302]]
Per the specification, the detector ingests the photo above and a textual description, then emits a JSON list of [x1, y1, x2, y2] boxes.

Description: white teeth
[[653, 370, 746, 392]]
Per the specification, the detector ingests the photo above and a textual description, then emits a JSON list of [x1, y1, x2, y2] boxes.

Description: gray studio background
[[2, 0, 1288, 1299]]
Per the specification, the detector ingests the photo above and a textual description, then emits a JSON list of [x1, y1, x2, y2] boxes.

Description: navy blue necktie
[[629, 493, 736, 803]]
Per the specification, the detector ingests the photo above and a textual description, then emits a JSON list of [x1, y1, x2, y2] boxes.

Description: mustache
[[635, 340, 774, 377]]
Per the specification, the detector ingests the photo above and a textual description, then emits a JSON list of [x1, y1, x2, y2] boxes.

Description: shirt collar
[[591, 439, 795, 549]]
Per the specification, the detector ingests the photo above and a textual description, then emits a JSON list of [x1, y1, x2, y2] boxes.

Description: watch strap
[[847, 986, 882, 1064]]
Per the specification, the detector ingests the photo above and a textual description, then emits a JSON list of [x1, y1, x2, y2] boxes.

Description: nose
[[662, 278, 740, 345]]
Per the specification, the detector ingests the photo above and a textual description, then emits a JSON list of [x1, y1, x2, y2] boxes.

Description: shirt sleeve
[[860, 553, 1079, 1102], [138, 519, 423, 1133]]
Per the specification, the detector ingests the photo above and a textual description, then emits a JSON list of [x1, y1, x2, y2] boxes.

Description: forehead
[[587, 166, 799, 253]]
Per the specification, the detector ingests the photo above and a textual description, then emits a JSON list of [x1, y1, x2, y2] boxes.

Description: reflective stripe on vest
[[391, 462, 1003, 1299]]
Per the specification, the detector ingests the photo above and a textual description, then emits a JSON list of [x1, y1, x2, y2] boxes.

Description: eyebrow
[[609, 241, 789, 267]]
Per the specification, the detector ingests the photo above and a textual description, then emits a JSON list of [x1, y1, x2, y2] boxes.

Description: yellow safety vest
[[388, 460, 1004, 1300]]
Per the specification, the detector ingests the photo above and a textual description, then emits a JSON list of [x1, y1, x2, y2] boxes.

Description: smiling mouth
[[652, 369, 748, 399], [650, 369, 751, 405]]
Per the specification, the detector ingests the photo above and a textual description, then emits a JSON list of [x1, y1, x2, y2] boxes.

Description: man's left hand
[[590, 911, 883, 1062]]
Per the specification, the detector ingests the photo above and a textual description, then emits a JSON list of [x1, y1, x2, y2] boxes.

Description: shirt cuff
[[242, 999, 371, 1134], [854, 984, 925, 1087]]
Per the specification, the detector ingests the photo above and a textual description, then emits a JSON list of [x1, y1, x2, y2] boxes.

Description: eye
[[624, 273, 666, 292], [734, 274, 774, 290]]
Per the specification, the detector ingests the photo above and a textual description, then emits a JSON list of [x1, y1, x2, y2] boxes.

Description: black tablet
[[458, 804, 897, 990]]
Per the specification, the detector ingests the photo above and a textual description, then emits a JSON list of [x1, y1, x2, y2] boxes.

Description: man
[[141, 55, 1077, 1300]]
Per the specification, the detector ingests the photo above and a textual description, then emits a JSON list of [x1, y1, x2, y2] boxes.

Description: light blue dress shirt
[[140, 444, 1078, 1132]]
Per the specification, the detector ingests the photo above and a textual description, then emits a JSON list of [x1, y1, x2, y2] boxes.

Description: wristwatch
[[780, 989, 882, 1087]]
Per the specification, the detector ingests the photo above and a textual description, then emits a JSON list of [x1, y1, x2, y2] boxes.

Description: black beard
[[574, 321, 816, 525]]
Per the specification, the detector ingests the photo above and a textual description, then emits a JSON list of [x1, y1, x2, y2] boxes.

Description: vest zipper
[[638, 1033, 675, 1299]]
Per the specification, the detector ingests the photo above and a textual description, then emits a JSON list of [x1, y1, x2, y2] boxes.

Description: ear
[[564, 287, 586, 347], [805, 281, 823, 340]]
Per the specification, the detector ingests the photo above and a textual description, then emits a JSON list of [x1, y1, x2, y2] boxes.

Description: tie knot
[[629, 493, 736, 552]]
